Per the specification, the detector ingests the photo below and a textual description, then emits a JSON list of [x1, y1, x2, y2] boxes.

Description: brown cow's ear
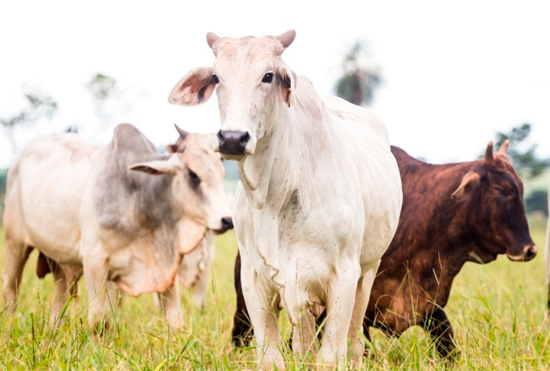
[[451, 171, 480, 202], [168, 67, 217, 106], [276, 65, 296, 108]]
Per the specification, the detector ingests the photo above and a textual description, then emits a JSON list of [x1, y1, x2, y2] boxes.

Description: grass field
[[1, 218, 549, 370]]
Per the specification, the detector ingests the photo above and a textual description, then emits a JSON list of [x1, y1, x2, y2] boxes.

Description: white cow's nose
[[217, 130, 250, 155]]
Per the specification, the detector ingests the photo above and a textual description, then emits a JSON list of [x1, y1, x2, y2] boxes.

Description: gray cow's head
[[129, 126, 233, 236], [168, 30, 297, 161]]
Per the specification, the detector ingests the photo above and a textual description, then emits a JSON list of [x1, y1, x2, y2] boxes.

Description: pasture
[[1, 217, 549, 370]]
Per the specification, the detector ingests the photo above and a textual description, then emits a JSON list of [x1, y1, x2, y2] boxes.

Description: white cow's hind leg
[[159, 281, 184, 331], [348, 261, 380, 368], [241, 257, 284, 370], [318, 264, 360, 369], [2, 238, 32, 313]]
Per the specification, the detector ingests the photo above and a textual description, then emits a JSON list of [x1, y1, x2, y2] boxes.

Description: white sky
[[1, 0, 549, 168]]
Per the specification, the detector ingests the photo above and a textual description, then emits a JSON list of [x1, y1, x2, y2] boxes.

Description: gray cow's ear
[[451, 171, 480, 202], [168, 67, 217, 106], [129, 160, 179, 175]]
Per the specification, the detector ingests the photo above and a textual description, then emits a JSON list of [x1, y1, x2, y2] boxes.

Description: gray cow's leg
[[2, 239, 33, 313], [50, 264, 82, 327], [159, 281, 184, 331], [422, 307, 458, 359], [82, 252, 110, 333]]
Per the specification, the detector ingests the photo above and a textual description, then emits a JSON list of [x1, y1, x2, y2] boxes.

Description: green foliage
[[0, 92, 58, 130], [1, 222, 549, 370], [86, 73, 117, 101], [495, 123, 550, 178], [335, 41, 382, 106], [525, 190, 548, 216]]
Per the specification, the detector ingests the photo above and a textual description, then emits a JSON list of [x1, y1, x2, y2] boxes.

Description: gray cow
[[3, 123, 232, 330]]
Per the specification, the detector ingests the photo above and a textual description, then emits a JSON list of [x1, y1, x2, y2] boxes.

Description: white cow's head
[[168, 30, 297, 160]]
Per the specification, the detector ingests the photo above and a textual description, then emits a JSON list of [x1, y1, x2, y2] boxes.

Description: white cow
[[168, 126, 231, 310], [2, 123, 232, 330], [168, 30, 403, 369]]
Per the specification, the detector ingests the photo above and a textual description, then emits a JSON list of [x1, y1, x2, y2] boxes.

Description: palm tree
[[335, 41, 382, 106]]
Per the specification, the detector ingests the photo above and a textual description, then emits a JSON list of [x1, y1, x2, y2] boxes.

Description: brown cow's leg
[[422, 308, 458, 359], [231, 250, 254, 347]]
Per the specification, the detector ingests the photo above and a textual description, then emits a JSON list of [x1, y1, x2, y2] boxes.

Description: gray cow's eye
[[188, 169, 201, 188], [262, 72, 274, 83], [211, 74, 220, 84]]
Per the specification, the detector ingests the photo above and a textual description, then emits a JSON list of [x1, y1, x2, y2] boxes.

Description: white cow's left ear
[[129, 161, 179, 175], [168, 67, 217, 106], [276, 65, 296, 108]]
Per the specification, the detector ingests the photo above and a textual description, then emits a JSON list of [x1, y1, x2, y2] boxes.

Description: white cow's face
[[168, 30, 297, 161]]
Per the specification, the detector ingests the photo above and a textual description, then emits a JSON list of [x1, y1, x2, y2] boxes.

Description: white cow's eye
[[211, 74, 220, 84], [262, 72, 274, 83]]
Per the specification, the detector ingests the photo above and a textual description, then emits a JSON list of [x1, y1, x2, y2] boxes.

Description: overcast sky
[[1, 0, 549, 168]]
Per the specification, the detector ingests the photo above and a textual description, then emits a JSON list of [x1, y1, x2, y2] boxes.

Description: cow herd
[[0, 30, 543, 369]]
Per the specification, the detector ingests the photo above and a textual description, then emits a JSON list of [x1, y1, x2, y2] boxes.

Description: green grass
[[1, 221, 549, 370]]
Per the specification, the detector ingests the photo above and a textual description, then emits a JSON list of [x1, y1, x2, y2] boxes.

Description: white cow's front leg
[[159, 280, 184, 331], [241, 255, 283, 370], [348, 261, 380, 368], [292, 306, 318, 363], [318, 264, 361, 369], [82, 253, 110, 332]]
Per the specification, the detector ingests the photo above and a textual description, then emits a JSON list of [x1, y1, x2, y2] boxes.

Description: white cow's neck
[[238, 78, 333, 213]]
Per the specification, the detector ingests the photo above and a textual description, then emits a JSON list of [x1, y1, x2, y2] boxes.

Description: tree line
[[1, 44, 549, 219]]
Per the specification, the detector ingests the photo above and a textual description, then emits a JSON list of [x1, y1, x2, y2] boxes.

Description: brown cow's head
[[451, 141, 536, 263], [168, 30, 297, 160]]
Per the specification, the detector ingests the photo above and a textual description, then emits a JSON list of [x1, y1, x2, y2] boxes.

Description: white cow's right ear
[[129, 161, 179, 175], [276, 65, 296, 108], [168, 67, 217, 106], [451, 171, 480, 202]]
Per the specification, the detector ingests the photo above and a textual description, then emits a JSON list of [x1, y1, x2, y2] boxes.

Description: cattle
[[231, 141, 537, 359], [546, 184, 550, 310], [168, 126, 232, 310], [2, 123, 232, 331], [168, 30, 403, 369]]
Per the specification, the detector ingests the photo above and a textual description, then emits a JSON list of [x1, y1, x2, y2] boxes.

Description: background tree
[[494, 123, 549, 179], [493, 123, 550, 216], [0, 91, 58, 156], [334, 41, 382, 106], [86, 73, 117, 133]]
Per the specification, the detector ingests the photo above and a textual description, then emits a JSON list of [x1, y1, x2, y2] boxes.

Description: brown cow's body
[[232, 142, 536, 358]]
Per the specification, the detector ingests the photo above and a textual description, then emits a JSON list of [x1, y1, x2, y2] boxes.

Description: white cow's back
[[4, 134, 98, 264]]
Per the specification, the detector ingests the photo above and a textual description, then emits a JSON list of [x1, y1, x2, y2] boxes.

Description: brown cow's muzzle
[[506, 245, 537, 262]]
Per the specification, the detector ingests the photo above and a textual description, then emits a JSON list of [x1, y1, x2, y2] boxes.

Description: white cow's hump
[[322, 95, 390, 144]]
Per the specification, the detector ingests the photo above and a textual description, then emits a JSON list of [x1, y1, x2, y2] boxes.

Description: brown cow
[[231, 141, 536, 358]]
